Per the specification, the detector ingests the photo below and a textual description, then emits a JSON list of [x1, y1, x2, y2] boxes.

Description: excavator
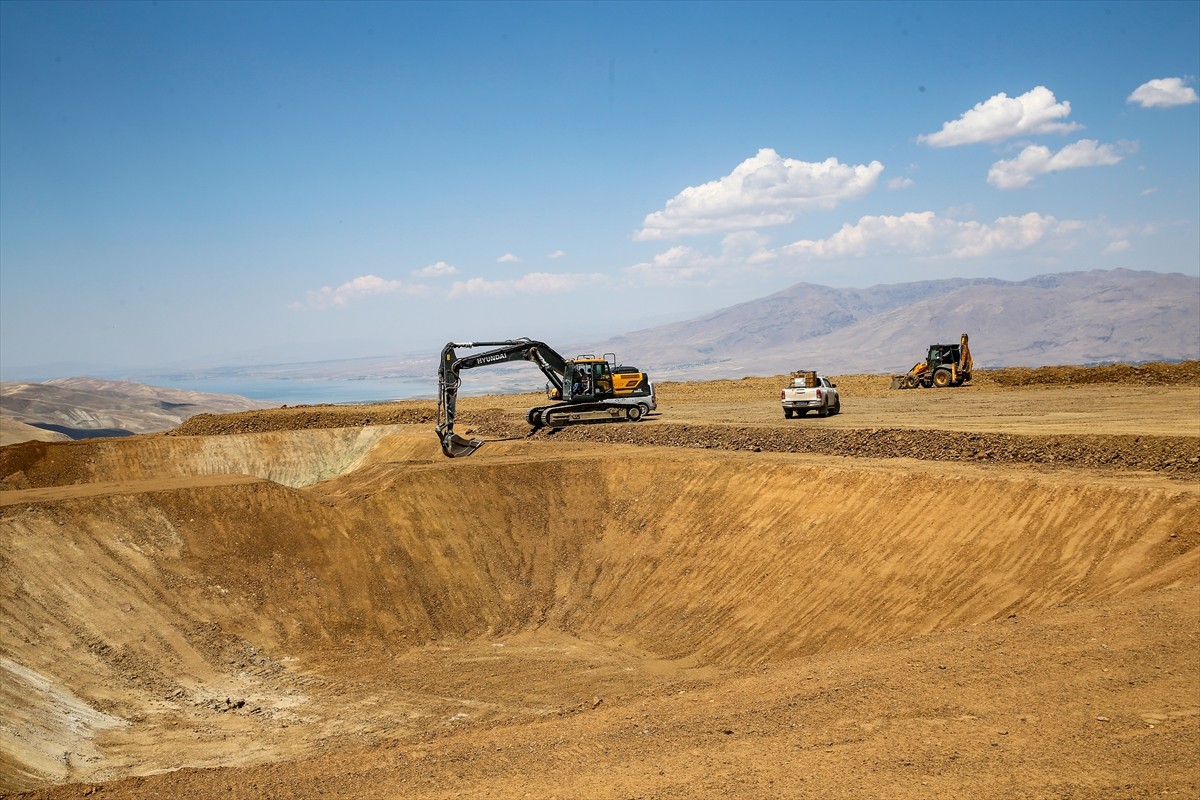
[[435, 338, 655, 458], [891, 333, 974, 389]]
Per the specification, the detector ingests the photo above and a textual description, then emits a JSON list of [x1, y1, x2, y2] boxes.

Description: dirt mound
[[978, 359, 1200, 387], [169, 404, 436, 436]]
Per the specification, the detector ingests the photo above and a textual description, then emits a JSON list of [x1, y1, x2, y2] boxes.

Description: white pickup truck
[[781, 371, 841, 418]]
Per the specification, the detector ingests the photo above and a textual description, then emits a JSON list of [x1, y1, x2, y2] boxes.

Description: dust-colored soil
[[1, 363, 1198, 799]]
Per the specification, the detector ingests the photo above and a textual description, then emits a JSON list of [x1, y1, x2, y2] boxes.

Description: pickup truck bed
[[781, 372, 841, 418]]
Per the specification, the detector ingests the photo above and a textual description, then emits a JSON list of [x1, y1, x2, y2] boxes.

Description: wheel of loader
[[933, 369, 952, 388], [625, 404, 643, 421]]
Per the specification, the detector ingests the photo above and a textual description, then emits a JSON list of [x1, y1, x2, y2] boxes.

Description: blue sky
[[2, 0, 1197, 379]]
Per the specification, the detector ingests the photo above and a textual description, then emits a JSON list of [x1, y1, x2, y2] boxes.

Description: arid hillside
[[1, 362, 1197, 799], [0, 378, 274, 444]]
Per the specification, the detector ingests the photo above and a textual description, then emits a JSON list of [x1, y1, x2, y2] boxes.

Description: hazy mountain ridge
[[600, 269, 1199, 379], [0, 378, 275, 443]]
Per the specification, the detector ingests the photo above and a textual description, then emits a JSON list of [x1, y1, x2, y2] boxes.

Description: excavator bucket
[[439, 429, 485, 458]]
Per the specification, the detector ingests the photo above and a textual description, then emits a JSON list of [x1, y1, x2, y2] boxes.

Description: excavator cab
[[567, 357, 614, 402]]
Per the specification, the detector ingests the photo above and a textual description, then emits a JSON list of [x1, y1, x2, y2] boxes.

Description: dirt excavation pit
[[2, 426, 1198, 799]]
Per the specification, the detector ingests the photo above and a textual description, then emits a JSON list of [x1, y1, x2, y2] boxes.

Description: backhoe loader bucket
[[438, 428, 485, 458]]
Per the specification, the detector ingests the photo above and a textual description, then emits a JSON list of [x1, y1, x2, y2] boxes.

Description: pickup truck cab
[[781, 371, 840, 418]]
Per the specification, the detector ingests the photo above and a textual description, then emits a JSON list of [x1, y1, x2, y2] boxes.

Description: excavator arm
[[436, 338, 569, 458]]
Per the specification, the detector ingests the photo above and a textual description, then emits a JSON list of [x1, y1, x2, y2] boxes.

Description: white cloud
[[1127, 77, 1200, 108], [623, 232, 774, 287], [299, 274, 425, 310], [498, 252, 522, 263], [634, 148, 884, 240], [918, 86, 1082, 147], [623, 210, 1098, 288], [780, 211, 1075, 260], [447, 271, 607, 298], [623, 246, 718, 286], [781, 211, 940, 259], [1103, 240, 1131, 254], [946, 213, 1076, 259], [411, 260, 459, 278], [887, 177, 914, 190], [987, 139, 1127, 189], [548, 249, 566, 259], [1140, 187, 1159, 197]]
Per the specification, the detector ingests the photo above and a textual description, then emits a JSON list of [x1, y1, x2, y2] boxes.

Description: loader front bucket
[[439, 429, 485, 458]]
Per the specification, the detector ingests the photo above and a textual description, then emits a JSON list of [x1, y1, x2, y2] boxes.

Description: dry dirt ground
[[1, 363, 1198, 799]]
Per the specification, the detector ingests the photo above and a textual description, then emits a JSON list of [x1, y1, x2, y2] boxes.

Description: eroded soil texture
[[1, 363, 1198, 799]]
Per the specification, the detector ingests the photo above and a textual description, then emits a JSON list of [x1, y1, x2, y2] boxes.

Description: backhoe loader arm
[[959, 333, 973, 373], [436, 338, 569, 458]]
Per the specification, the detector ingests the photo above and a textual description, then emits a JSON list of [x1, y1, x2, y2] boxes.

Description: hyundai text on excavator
[[890, 333, 974, 389], [435, 338, 655, 458]]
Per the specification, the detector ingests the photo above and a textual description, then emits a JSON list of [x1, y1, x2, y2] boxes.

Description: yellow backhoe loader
[[891, 333, 973, 389]]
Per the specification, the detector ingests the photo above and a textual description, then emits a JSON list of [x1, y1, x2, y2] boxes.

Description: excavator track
[[529, 401, 648, 429]]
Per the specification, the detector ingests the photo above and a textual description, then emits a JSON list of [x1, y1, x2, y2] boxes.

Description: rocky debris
[[977, 360, 1200, 388], [504, 421, 1200, 476], [212, 697, 247, 713], [0, 439, 97, 489], [168, 404, 437, 436]]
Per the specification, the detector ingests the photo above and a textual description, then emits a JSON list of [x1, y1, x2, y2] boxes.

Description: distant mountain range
[[0, 378, 274, 445], [596, 268, 1200, 380]]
